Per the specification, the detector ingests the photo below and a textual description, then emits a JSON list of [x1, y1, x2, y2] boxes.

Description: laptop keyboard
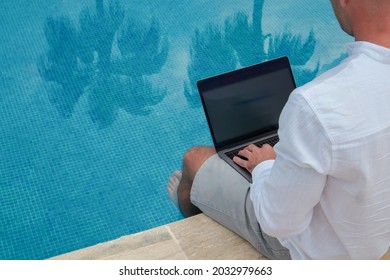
[[225, 135, 279, 160]]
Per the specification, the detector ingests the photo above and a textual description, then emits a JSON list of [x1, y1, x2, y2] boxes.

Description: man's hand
[[232, 144, 276, 173]]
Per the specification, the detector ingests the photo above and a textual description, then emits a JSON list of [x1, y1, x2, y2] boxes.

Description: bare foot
[[167, 170, 182, 208]]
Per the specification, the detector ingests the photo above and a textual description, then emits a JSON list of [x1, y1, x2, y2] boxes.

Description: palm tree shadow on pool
[[38, 0, 169, 128], [184, 0, 347, 108]]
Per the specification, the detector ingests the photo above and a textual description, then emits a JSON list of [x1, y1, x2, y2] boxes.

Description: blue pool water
[[0, 0, 351, 259]]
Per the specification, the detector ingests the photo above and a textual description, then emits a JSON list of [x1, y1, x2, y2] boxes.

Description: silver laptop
[[197, 56, 296, 183]]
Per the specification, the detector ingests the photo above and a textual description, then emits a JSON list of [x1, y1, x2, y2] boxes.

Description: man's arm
[[238, 91, 332, 238]]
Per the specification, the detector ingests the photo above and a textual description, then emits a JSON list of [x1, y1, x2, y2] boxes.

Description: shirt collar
[[346, 41, 390, 64]]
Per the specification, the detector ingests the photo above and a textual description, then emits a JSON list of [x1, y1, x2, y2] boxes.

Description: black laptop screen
[[197, 57, 296, 150]]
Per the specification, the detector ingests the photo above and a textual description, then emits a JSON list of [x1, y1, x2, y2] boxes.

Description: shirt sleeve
[[250, 90, 332, 238]]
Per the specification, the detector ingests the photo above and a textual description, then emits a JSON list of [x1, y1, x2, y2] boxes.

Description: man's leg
[[168, 150, 291, 260], [168, 146, 215, 217]]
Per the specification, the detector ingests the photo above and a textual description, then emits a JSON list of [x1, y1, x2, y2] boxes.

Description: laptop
[[196, 56, 296, 183]]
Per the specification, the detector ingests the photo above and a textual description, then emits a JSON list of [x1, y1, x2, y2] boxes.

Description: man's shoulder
[[297, 57, 353, 96], [290, 55, 361, 110]]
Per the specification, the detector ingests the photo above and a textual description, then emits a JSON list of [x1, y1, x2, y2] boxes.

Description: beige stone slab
[[168, 214, 267, 260], [103, 238, 187, 260], [50, 213, 388, 260], [51, 226, 185, 260], [51, 214, 266, 260]]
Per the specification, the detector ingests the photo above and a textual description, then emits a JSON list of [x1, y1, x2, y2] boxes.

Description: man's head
[[330, 0, 390, 45]]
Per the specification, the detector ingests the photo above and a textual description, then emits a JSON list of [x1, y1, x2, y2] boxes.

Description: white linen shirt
[[250, 41, 390, 259]]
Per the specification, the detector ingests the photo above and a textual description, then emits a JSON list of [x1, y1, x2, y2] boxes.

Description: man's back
[[270, 41, 390, 259]]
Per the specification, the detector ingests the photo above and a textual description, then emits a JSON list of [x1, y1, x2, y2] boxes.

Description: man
[[168, 0, 390, 259]]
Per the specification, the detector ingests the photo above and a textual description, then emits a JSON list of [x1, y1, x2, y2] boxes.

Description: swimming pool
[[0, 0, 350, 259]]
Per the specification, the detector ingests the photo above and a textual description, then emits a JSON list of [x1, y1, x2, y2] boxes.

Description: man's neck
[[351, 2, 390, 48], [353, 20, 390, 49], [354, 34, 390, 49]]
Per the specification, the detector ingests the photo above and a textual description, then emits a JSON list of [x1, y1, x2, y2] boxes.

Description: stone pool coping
[[50, 214, 389, 260]]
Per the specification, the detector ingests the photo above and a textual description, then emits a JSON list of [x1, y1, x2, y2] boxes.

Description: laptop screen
[[197, 56, 296, 150]]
